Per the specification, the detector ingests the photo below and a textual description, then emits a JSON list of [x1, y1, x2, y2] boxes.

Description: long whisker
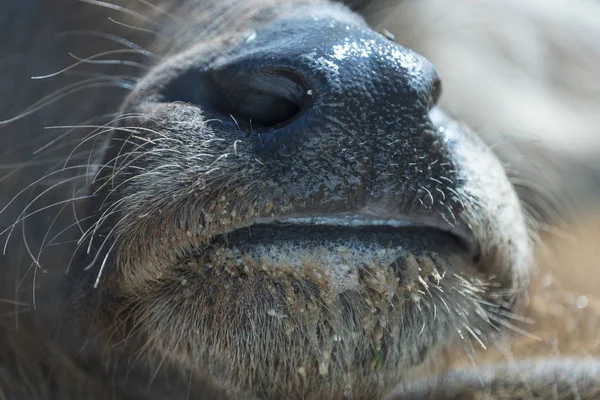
[[0, 166, 94, 218], [0, 151, 96, 185], [42, 114, 155, 159], [0, 78, 133, 126], [67, 52, 150, 71], [21, 220, 45, 309], [94, 242, 117, 289], [78, 194, 132, 253], [61, 125, 169, 171], [31, 49, 154, 80], [43, 215, 97, 253], [56, 30, 155, 56], [35, 198, 94, 271], [35, 112, 120, 155], [108, 17, 160, 35], [3, 194, 95, 245], [2, 172, 95, 247], [78, 0, 161, 27], [62, 70, 140, 85], [82, 217, 123, 272], [133, 0, 179, 21], [0, 298, 31, 307]]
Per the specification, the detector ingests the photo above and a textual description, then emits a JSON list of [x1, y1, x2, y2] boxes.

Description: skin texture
[[0, 0, 598, 399]]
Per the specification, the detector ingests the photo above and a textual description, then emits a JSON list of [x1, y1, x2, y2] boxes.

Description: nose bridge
[[321, 34, 439, 112], [241, 18, 439, 110], [224, 17, 441, 158]]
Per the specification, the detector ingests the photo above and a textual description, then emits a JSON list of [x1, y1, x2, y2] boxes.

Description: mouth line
[[209, 212, 479, 260]]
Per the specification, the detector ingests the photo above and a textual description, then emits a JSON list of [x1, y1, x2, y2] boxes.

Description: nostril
[[217, 69, 306, 127], [161, 67, 311, 128]]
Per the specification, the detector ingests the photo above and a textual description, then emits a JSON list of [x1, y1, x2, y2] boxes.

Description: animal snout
[[160, 17, 441, 155]]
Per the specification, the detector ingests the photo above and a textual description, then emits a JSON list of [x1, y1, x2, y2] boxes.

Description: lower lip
[[181, 224, 469, 292]]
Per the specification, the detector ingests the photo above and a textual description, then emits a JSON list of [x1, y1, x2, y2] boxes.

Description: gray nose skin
[[161, 17, 441, 157]]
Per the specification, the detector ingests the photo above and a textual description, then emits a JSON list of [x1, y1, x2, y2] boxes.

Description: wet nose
[[161, 17, 441, 155]]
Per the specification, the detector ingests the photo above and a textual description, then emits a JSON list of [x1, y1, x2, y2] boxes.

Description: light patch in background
[[365, 0, 600, 158]]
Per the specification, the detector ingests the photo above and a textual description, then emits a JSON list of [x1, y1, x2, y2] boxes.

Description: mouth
[[183, 211, 481, 291], [210, 212, 477, 257]]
